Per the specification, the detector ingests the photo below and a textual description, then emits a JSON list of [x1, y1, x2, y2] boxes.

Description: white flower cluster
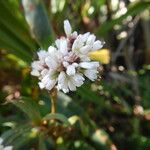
[[31, 20, 103, 93], [0, 138, 13, 150]]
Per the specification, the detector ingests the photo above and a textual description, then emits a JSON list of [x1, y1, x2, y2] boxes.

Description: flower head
[[31, 20, 104, 93], [0, 138, 13, 150]]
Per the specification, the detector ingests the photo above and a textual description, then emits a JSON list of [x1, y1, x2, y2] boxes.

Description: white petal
[[64, 20, 72, 37], [74, 74, 85, 82], [31, 61, 43, 70], [84, 69, 98, 81], [80, 45, 91, 54], [66, 65, 76, 76], [68, 80, 76, 91], [48, 46, 57, 54], [63, 61, 69, 67], [80, 55, 90, 62], [58, 72, 70, 93], [92, 40, 103, 51], [41, 69, 48, 77], [59, 39, 68, 55], [72, 31, 78, 38], [72, 63, 78, 67], [31, 70, 40, 76], [72, 74, 85, 87], [79, 62, 99, 69], [55, 39, 60, 49], [45, 56, 58, 69], [59, 79, 69, 92], [82, 32, 90, 42], [45, 80, 56, 90], [62, 88, 69, 93], [72, 35, 84, 51], [86, 34, 96, 45], [37, 50, 47, 60], [41, 75, 49, 84], [60, 81, 69, 93], [38, 82, 45, 89], [58, 71, 66, 83]]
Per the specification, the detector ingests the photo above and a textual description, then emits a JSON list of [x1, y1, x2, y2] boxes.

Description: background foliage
[[0, 0, 150, 150]]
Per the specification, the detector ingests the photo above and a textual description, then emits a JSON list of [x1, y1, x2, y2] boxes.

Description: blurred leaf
[[91, 0, 106, 7], [0, 0, 36, 50], [139, 74, 150, 109], [1, 124, 32, 145], [97, 1, 150, 35], [38, 134, 47, 150], [0, 0, 37, 63], [11, 97, 42, 124], [40, 92, 98, 131], [22, 0, 54, 48], [51, 0, 66, 13], [76, 84, 106, 107], [56, 92, 98, 127], [0, 26, 32, 63], [43, 113, 70, 126], [91, 129, 110, 150], [68, 115, 89, 137], [2, 125, 39, 150], [68, 140, 95, 150]]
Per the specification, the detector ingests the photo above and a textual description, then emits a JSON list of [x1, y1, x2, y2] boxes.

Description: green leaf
[[11, 97, 42, 124], [2, 124, 39, 150], [0, 0, 36, 51], [0, 0, 37, 63], [22, 0, 54, 48], [76, 83, 105, 107], [1, 124, 32, 145], [0, 26, 32, 63], [97, 1, 150, 35], [43, 113, 70, 126], [57, 92, 97, 129]]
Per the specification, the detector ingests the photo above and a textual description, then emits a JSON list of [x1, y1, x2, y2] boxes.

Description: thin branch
[[111, 16, 140, 63]]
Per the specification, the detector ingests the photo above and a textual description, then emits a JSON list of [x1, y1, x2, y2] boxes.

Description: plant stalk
[[49, 88, 57, 113]]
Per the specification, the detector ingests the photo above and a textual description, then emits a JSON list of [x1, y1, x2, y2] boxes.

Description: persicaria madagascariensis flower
[[31, 20, 104, 93]]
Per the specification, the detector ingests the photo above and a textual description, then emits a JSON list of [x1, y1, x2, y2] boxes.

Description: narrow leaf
[[11, 97, 42, 124]]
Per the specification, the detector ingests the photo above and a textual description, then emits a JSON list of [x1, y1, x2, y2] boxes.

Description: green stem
[[49, 88, 57, 113]]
